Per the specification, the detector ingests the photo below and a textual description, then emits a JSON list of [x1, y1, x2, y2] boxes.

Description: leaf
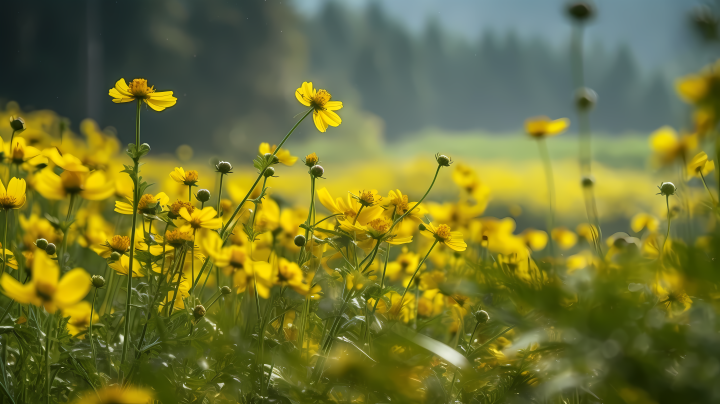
[[393, 324, 471, 371], [337, 336, 375, 362]]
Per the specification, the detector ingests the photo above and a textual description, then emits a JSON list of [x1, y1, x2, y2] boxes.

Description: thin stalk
[[89, 288, 98, 366], [387, 165, 442, 235], [1, 210, 7, 277], [663, 194, 672, 254], [399, 240, 438, 305], [44, 312, 55, 404], [537, 138, 556, 258], [216, 172, 225, 219], [120, 99, 142, 377], [700, 171, 717, 206]]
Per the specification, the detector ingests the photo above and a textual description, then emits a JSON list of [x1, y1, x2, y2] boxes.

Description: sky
[[291, 0, 704, 72]]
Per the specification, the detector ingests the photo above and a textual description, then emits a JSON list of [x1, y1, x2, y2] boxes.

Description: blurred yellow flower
[[631, 213, 659, 233], [0, 252, 90, 313], [317, 187, 383, 226], [0, 177, 26, 210], [73, 385, 154, 404], [675, 61, 720, 105], [43, 148, 89, 172], [115, 192, 169, 215], [369, 291, 414, 323], [551, 227, 577, 250], [63, 301, 98, 338], [385, 189, 426, 222], [180, 206, 223, 230], [525, 116, 570, 138], [649, 126, 697, 165], [259, 143, 297, 166], [686, 151, 715, 178], [339, 216, 413, 246], [5, 137, 45, 166], [109, 255, 144, 278], [520, 228, 548, 251], [35, 169, 114, 201], [295, 81, 343, 132], [576, 223, 599, 243], [169, 167, 199, 186], [91, 235, 131, 259], [108, 78, 177, 111], [422, 223, 467, 251]]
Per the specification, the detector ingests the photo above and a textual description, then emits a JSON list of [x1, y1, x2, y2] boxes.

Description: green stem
[[399, 240, 438, 305], [537, 138, 556, 258], [216, 173, 225, 219], [1, 210, 7, 277], [663, 194, 672, 254], [120, 99, 142, 379], [700, 172, 717, 206], [89, 288, 98, 366], [387, 165, 442, 236], [44, 312, 55, 404]]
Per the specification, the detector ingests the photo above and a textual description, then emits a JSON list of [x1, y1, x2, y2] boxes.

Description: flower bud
[[110, 251, 122, 262], [304, 152, 319, 167], [35, 238, 49, 250], [574, 87, 597, 111], [418, 223, 427, 231], [474, 310, 490, 324], [581, 175, 595, 188], [91, 275, 106, 288], [264, 153, 280, 165], [45, 243, 57, 255], [294, 234, 306, 247], [435, 154, 452, 167], [263, 167, 275, 178], [310, 165, 324, 178], [196, 189, 211, 202], [221, 286, 232, 295], [9, 116, 25, 132], [216, 161, 233, 174], [659, 182, 676, 196], [567, 2, 594, 22], [193, 305, 206, 320]]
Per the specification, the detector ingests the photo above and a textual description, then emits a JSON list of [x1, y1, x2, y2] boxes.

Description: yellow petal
[[54, 269, 91, 308]]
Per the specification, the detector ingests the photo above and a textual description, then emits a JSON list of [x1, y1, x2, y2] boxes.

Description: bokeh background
[[0, 0, 714, 232]]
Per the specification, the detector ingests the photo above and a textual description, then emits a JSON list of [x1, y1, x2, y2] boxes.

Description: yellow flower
[[35, 169, 115, 201], [385, 189, 425, 221], [114, 192, 169, 215], [43, 148, 89, 172], [204, 233, 273, 298], [63, 301, 98, 338], [649, 126, 698, 166], [551, 227, 577, 250], [5, 137, 45, 166], [317, 187, 383, 226], [179, 206, 223, 230], [0, 252, 90, 313], [20, 213, 61, 251], [109, 255, 144, 278], [0, 177, 26, 210], [520, 228, 548, 251], [368, 291, 414, 323], [108, 78, 177, 111], [675, 61, 720, 105], [169, 167, 199, 186], [91, 235, 131, 259], [687, 151, 715, 178], [576, 223, 599, 243], [631, 213, 659, 233], [339, 216, 412, 246], [73, 385, 154, 404], [385, 247, 421, 281], [259, 143, 297, 166], [304, 152, 319, 166], [165, 229, 194, 247], [525, 116, 570, 138], [421, 223, 467, 251], [295, 81, 343, 132]]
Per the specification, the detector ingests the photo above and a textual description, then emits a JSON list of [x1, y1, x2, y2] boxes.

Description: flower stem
[[700, 171, 717, 206], [216, 172, 225, 219], [399, 240, 438, 306], [663, 194, 672, 254], [387, 165, 442, 235], [89, 288, 98, 366], [45, 312, 55, 404], [120, 99, 142, 380], [1, 210, 7, 277], [537, 138, 556, 257]]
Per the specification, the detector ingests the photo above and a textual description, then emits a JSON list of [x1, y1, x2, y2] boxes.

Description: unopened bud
[[567, 2, 594, 22], [574, 87, 597, 110], [659, 182, 676, 196], [264, 153, 280, 165], [474, 310, 490, 324], [45, 243, 57, 255], [193, 305, 206, 320], [91, 275, 106, 288], [310, 165, 324, 178], [196, 189, 211, 202], [263, 167, 275, 178], [216, 161, 233, 174], [110, 251, 122, 262], [435, 154, 452, 167], [294, 234, 306, 247], [418, 223, 427, 231], [35, 238, 48, 250], [221, 286, 232, 295], [581, 175, 595, 188], [9, 116, 25, 132]]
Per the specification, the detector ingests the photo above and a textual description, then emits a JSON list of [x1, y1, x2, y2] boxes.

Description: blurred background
[[0, 0, 715, 228]]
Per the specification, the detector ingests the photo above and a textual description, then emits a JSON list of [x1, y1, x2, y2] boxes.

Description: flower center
[[0, 195, 18, 210], [184, 170, 199, 184], [392, 195, 409, 214], [359, 190, 379, 206], [310, 90, 331, 109], [165, 230, 193, 246], [109, 235, 130, 252], [170, 200, 194, 217], [343, 210, 357, 219], [35, 282, 56, 302], [12, 144, 24, 164], [435, 224, 452, 241], [368, 218, 390, 234], [137, 194, 158, 212], [127, 78, 155, 98], [230, 249, 246, 269], [60, 171, 84, 194]]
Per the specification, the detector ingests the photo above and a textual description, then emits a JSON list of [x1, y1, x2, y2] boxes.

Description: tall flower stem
[[663, 194, 672, 253], [120, 99, 142, 379], [387, 165, 442, 236], [44, 312, 56, 404], [537, 139, 556, 257], [1, 210, 7, 277], [216, 172, 225, 219], [399, 240, 439, 306], [89, 288, 98, 366], [700, 172, 717, 206], [59, 193, 77, 264]]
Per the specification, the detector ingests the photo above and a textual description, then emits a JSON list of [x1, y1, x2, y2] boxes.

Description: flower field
[[2, 3, 720, 404]]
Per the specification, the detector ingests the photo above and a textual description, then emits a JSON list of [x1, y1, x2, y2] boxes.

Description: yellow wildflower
[[0, 177, 26, 210], [317, 187, 383, 226], [525, 116, 570, 138], [108, 78, 177, 111], [631, 213, 659, 233], [295, 81, 343, 132], [649, 126, 698, 166], [687, 151, 715, 178], [109, 255, 144, 278], [421, 223, 467, 252], [91, 235, 131, 258], [43, 148, 89, 172], [0, 252, 90, 313], [169, 167, 199, 186], [63, 301, 98, 338], [259, 143, 298, 166], [520, 228, 548, 251], [114, 192, 169, 215], [179, 207, 223, 230], [35, 169, 114, 201], [551, 227, 577, 250], [5, 137, 45, 166]]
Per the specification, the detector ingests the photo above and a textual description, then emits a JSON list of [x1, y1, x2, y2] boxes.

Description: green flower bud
[[91, 275, 106, 288], [196, 189, 211, 202], [35, 238, 49, 250], [575, 87, 597, 111], [474, 310, 490, 324], [110, 251, 122, 262], [659, 182, 676, 196], [435, 154, 452, 167], [221, 286, 232, 295], [263, 167, 275, 178], [9, 116, 25, 132], [216, 161, 233, 174], [193, 305, 206, 320], [45, 243, 57, 255], [567, 2, 594, 22], [418, 223, 427, 231], [310, 165, 324, 178], [294, 234, 306, 247]]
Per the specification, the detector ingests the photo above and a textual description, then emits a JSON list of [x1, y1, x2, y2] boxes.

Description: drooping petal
[[54, 268, 91, 308], [313, 111, 328, 133], [0, 274, 36, 304]]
